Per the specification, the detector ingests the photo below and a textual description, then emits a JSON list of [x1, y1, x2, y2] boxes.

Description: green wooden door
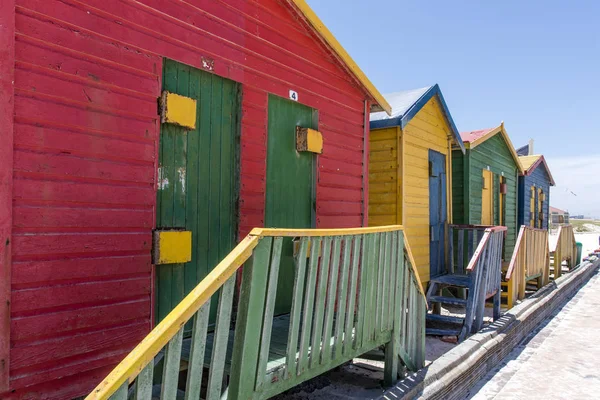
[[156, 59, 240, 323], [265, 95, 317, 316]]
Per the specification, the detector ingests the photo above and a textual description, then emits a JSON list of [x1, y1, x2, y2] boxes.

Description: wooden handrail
[[87, 226, 428, 400], [250, 225, 404, 237], [87, 235, 260, 400], [466, 226, 508, 272], [505, 226, 526, 281]]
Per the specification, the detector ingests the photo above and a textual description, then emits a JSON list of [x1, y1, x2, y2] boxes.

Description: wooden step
[[426, 327, 461, 337], [428, 296, 467, 307], [430, 274, 471, 288], [426, 313, 464, 325]]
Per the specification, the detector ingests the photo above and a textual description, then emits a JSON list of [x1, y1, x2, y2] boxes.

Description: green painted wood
[[310, 237, 332, 368], [265, 94, 317, 315], [321, 237, 342, 364], [388, 232, 398, 332], [355, 234, 369, 348], [207, 276, 235, 400], [156, 59, 240, 323], [286, 237, 309, 378], [134, 362, 154, 400], [344, 236, 361, 355], [382, 232, 393, 332], [228, 238, 273, 398], [334, 236, 352, 359], [298, 237, 321, 375], [184, 302, 211, 400], [110, 381, 128, 400], [256, 237, 283, 390], [160, 327, 184, 400]]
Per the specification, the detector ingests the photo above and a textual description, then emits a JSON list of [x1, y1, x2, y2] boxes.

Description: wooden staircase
[[425, 225, 506, 342], [86, 226, 427, 400]]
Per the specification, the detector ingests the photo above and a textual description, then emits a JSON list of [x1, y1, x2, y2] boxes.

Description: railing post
[[384, 232, 404, 386], [228, 237, 273, 400]]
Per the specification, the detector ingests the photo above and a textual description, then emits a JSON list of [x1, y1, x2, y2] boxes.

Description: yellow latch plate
[[296, 127, 323, 154], [153, 230, 192, 265], [160, 91, 197, 130]]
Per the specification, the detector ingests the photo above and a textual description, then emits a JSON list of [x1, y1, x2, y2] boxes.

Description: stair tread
[[429, 274, 471, 288], [428, 295, 468, 306], [426, 327, 461, 336], [426, 313, 464, 325]]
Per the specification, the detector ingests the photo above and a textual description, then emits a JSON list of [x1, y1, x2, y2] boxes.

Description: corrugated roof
[[369, 85, 465, 153], [289, 0, 391, 114], [460, 128, 496, 143], [460, 123, 524, 174], [370, 87, 431, 122]]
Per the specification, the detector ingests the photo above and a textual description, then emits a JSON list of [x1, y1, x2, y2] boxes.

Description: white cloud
[[547, 156, 600, 218]]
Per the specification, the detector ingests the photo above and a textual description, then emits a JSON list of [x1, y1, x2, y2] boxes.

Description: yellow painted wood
[[481, 170, 493, 225], [161, 91, 197, 129], [153, 230, 192, 265], [368, 127, 399, 227], [86, 235, 260, 400], [296, 127, 323, 154], [250, 225, 404, 237], [530, 186, 535, 227]]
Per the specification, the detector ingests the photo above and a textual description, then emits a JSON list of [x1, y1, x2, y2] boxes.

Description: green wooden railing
[[87, 226, 426, 400]]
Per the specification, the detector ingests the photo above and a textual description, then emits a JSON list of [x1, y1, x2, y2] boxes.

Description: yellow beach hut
[[369, 85, 465, 284]]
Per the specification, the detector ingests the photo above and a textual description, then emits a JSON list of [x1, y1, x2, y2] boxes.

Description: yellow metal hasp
[[153, 230, 192, 265], [296, 127, 323, 154], [86, 235, 260, 400], [160, 91, 197, 129]]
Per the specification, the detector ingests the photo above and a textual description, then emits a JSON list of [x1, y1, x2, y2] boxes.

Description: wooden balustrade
[[460, 227, 506, 340], [552, 225, 577, 279], [503, 227, 550, 309], [87, 226, 426, 400], [447, 225, 494, 275]]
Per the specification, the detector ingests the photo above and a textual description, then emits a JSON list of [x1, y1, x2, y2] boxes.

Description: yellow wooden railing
[[87, 226, 426, 400], [503, 226, 550, 309], [551, 224, 577, 279]]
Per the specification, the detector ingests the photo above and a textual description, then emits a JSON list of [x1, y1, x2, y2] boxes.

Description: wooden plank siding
[[518, 166, 552, 230], [402, 97, 453, 284], [369, 97, 452, 284], [452, 134, 518, 259], [7, 0, 373, 398]]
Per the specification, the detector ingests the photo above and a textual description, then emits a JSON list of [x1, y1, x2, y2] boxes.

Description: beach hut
[[0, 1, 390, 397], [518, 154, 555, 229], [550, 206, 571, 226], [452, 123, 524, 259], [369, 85, 465, 283]]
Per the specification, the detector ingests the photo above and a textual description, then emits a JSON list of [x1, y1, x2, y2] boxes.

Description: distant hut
[[550, 206, 571, 226], [452, 123, 524, 259], [518, 153, 556, 229], [369, 85, 465, 283]]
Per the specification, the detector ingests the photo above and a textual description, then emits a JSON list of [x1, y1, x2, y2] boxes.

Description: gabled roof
[[519, 155, 556, 186], [516, 144, 530, 156], [550, 206, 568, 215], [369, 84, 466, 153], [289, 0, 391, 115], [460, 123, 525, 174]]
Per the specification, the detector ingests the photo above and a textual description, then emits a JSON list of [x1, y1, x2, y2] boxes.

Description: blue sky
[[307, 0, 599, 216]]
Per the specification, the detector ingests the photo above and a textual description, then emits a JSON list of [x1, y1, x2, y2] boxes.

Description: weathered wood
[[255, 237, 283, 390], [310, 237, 332, 368], [286, 237, 309, 378], [344, 236, 361, 355], [134, 362, 153, 400], [206, 276, 235, 400], [334, 236, 352, 359], [298, 238, 321, 375], [321, 237, 341, 364], [355, 234, 369, 348], [228, 237, 273, 399], [110, 382, 128, 400], [184, 303, 210, 400], [160, 328, 184, 400]]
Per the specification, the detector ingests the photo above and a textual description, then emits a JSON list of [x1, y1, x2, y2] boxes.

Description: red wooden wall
[[5, 0, 372, 398]]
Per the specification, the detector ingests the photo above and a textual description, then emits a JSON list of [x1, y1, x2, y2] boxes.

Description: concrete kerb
[[381, 256, 600, 400]]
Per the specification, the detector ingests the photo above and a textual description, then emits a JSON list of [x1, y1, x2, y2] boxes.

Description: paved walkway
[[466, 269, 600, 400]]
